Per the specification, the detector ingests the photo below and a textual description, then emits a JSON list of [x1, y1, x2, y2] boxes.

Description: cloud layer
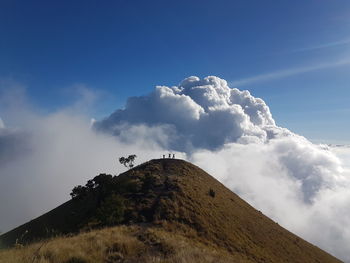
[[1, 76, 350, 261], [95, 76, 350, 261], [0, 88, 165, 234]]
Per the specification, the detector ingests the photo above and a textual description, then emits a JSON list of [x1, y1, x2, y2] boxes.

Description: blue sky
[[1, 0, 350, 143]]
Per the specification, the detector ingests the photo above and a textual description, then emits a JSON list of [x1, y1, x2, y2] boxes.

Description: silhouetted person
[[173, 154, 175, 159], [163, 154, 165, 159], [168, 153, 171, 158]]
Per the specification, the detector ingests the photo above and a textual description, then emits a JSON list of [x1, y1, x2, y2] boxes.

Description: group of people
[[163, 153, 175, 159]]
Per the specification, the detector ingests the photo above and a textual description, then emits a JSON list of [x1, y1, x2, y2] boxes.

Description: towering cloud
[[95, 76, 345, 203], [95, 76, 350, 261], [95, 76, 275, 151], [1, 76, 350, 261]]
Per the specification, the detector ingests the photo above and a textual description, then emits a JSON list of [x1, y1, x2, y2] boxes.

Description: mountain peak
[[0, 159, 341, 262]]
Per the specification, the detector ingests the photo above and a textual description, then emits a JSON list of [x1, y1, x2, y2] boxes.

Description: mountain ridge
[[0, 159, 342, 262]]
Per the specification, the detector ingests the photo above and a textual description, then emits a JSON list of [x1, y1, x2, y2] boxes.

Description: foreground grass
[[0, 225, 241, 263]]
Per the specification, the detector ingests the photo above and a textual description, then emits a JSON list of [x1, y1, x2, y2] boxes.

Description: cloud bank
[[95, 76, 350, 261], [95, 76, 275, 151], [1, 76, 350, 261], [0, 88, 166, 234]]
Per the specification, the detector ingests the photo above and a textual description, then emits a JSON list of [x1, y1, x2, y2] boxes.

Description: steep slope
[[0, 159, 341, 262]]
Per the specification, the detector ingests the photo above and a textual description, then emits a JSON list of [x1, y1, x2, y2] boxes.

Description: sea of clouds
[[1, 76, 350, 261]]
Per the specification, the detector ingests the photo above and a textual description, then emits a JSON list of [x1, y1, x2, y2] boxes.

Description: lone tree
[[119, 154, 137, 169]]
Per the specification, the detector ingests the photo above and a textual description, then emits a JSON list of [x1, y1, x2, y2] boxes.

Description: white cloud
[[0, 88, 179, 233], [1, 76, 350, 261], [330, 144, 350, 173], [293, 38, 350, 52], [189, 141, 350, 261], [95, 76, 275, 152], [95, 76, 350, 261], [230, 58, 350, 87]]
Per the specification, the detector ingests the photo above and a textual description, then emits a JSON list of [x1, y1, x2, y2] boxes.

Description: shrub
[[96, 194, 125, 226], [70, 174, 114, 200], [209, 188, 215, 198]]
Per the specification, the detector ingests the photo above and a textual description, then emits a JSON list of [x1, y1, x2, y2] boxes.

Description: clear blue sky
[[1, 0, 350, 143]]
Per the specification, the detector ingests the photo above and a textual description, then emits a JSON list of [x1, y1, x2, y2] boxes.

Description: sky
[[1, 1, 350, 261], [1, 0, 350, 144]]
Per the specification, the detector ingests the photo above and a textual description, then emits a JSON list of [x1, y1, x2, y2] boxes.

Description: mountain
[[0, 159, 342, 262]]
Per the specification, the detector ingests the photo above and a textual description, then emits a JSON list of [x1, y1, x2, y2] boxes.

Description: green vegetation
[[69, 173, 127, 228], [209, 188, 216, 198], [119, 154, 137, 169], [96, 194, 125, 226]]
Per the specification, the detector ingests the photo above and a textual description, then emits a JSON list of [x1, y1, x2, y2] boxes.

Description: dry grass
[[0, 225, 239, 263]]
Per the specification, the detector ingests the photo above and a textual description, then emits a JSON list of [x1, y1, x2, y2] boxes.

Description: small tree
[[69, 174, 114, 200], [119, 154, 137, 169], [70, 185, 87, 199]]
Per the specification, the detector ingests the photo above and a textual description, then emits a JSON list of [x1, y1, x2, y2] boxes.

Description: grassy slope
[[0, 159, 342, 262], [0, 225, 245, 263]]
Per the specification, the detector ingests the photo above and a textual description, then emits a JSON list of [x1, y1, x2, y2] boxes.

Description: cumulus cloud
[[95, 76, 275, 151], [1, 76, 350, 261], [95, 76, 350, 261]]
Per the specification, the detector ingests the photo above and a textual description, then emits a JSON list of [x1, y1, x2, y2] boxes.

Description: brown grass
[[0, 225, 239, 263]]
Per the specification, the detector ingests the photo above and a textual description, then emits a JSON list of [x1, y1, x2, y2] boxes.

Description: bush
[[209, 188, 215, 198], [96, 194, 125, 226], [70, 174, 114, 200]]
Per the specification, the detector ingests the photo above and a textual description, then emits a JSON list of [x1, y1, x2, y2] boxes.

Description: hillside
[[0, 159, 342, 262]]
